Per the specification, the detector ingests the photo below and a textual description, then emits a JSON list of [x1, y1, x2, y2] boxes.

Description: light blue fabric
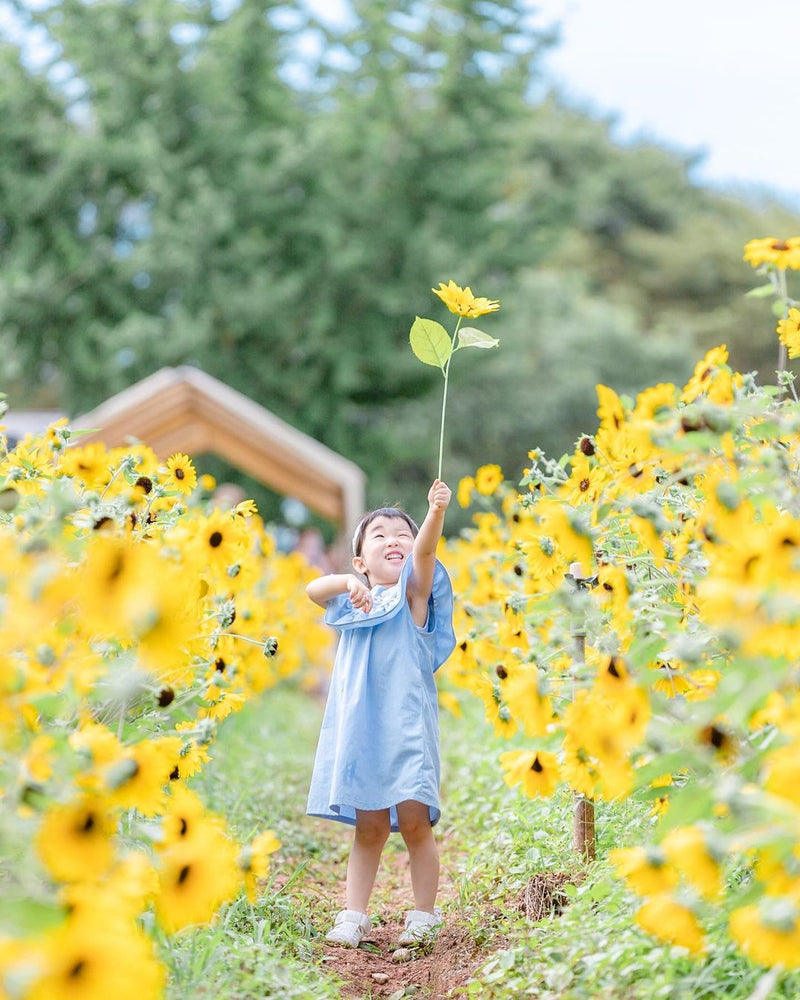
[[306, 555, 456, 831]]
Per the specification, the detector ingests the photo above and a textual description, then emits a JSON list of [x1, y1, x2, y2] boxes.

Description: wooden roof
[[71, 367, 366, 546]]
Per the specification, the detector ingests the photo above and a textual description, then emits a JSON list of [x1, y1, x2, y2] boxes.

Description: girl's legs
[[345, 808, 390, 913], [396, 799, 439, 913]]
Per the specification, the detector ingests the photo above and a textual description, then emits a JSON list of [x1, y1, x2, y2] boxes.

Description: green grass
[[160, 685, 800, 999]]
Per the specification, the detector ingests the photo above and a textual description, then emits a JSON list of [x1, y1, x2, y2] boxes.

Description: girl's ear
[[352, 555, 367, 576]]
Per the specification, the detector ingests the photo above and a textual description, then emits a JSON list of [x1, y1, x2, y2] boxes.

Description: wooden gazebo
[[71, 366, 365, 558]]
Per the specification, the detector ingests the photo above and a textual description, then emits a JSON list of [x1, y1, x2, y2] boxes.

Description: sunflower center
[[80, 813, 96, 834], [108, 553, 125, 582], [179, 818, 189, 836], [209, 531, 223, 548], [68, 959, 86, 979], [579, 478, 590, 492], [531, 757, 544, 773], [175, 468, 185, 480], [178, 864, 191, 885], [772, 240, 790, 251]]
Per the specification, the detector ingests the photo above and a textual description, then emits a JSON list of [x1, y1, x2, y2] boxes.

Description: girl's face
[[352, 515, 415, 586]]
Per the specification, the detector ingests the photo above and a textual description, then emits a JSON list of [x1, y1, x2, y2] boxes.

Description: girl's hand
[[346, 574, 373, 613], [428, 479, 451, 513]]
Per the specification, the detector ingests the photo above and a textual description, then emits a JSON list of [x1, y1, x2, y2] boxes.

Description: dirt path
[[318, 844, 497, 999]]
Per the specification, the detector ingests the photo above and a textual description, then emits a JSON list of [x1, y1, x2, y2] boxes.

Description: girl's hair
[[352, 507, 419, 557]]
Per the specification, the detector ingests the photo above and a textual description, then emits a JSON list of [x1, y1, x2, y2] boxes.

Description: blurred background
[[2, 0, 798, 533]]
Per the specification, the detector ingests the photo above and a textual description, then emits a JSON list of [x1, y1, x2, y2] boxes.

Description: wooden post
[[568, 564, 596, 862]]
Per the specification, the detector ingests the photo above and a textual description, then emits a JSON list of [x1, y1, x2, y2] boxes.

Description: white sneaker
[[324, 909, 372, 947], [397, 907, 443, 946]]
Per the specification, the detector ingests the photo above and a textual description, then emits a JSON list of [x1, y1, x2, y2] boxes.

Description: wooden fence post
[[568, 564, 596, 862]]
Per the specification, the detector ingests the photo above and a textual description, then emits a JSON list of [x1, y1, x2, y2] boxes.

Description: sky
[[527, 0, 799, 207], [3, 0, 797, 207], [306, 0, 800, 209]]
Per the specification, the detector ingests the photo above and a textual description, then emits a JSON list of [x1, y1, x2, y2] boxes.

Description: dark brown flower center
[[209, 531, 223, 548], [178, 864, 191, 885], [175, 468, 185, 480], [531, 757, 544, 773]]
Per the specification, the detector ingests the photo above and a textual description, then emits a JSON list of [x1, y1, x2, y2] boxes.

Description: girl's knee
[[397, 808, 433, 845], [354, 810, 390, 847]]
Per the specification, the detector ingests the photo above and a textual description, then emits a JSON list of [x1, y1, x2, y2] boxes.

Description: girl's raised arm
[[408, 479, 451, 625]]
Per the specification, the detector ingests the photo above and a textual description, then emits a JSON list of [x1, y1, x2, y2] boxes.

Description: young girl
[[306, 479, 455, 949]]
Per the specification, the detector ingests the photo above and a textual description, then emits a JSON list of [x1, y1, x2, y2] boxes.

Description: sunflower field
[[443, 237, 800, 970], [0, 425, 330, 998], [4, 236, 800, 998]]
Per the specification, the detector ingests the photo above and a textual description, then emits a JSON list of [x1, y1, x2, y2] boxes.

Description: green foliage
[[2, 0, 799, 512], [410, 317, 453, 370], [189, 687, 800, 998]]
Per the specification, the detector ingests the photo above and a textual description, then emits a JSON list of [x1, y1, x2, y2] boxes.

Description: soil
[[317, 848, 500, 999]]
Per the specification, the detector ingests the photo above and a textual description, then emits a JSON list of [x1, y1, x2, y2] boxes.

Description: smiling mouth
[[385, 552, 404, 561]]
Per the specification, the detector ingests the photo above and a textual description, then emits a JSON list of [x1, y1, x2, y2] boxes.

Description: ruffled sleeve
[[324, 556, 456, 670]]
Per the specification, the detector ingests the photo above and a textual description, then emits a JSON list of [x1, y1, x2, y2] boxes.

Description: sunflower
[[159, 785, 220, 847], [730, 899, 800, 968], [29, 911, 165, 1000], [74, 535, 155, 637], [105, 736, 183, 816], [680, 345, 732, 405], [194, 509, 248, 571], [474, 464, 503, 496], [164, 453, 197, 496], [239, 829, 281, 903], [467, 674, 517, 739], [502, 667, 554, 738], [154, 822, 242, 933], [561, 738, 598, 799], [60, 852, 159, 922], [777, 307, 800, 359], [500, 749, 560, 798], [174, 721, 212, 779], [609, 845, 678, 896], [431, 280, 500, 318], [661, 825, 722, 900], [743, 236, 800, 270], [763, 743, 800, 808], [35, 796, 116, 883], [635, 896, 706, 955], [57, 443, 111, 492], [232, 499, 258, 518], [457, 475, 475, 508], [22, 734, 56, 784]]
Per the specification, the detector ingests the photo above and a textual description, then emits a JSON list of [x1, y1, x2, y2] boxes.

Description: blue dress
[[306, 555, 456, 831]]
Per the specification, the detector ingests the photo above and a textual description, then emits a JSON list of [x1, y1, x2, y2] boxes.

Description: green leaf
[[0, 898, 65, 935], [409, 317, 452, 369], [772, 300, 790, 318], [457, 327, 500, 350], [745, 283, 777, 299]]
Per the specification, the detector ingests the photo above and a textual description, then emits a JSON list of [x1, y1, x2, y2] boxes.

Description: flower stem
[[437, 319, 462, 481], [777, 268, 789, 374]]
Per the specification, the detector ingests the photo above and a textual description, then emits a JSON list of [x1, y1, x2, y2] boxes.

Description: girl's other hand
[[428, 479, 451, 512], [346, 574, 373, 612]]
